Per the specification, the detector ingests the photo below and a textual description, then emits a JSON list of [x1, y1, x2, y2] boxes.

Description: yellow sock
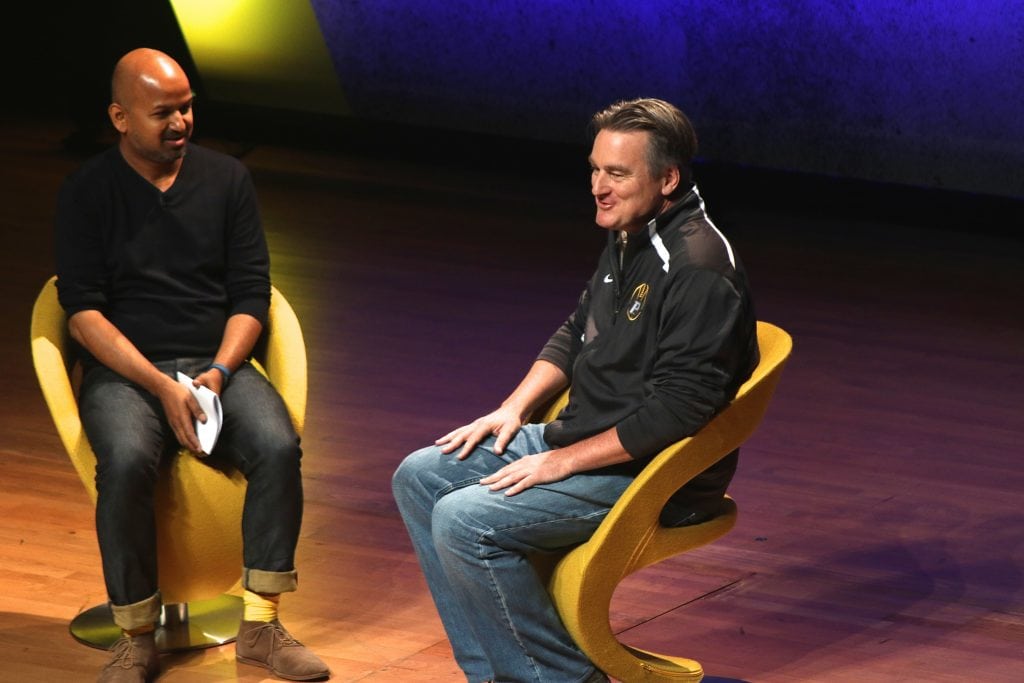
[[243, 589, 280, 623]]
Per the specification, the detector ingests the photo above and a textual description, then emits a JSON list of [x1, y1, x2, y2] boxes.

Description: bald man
[[55, 48, 329, 682]]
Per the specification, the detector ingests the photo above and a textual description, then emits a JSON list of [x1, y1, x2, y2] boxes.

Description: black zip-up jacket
[[538, 185, 758, 507]]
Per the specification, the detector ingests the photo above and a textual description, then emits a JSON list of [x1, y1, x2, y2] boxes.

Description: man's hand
[[193, 367, 225, 395], [435, 406, 526, 460], [479, 451, 574, 496], [155, 376, 205, 453]]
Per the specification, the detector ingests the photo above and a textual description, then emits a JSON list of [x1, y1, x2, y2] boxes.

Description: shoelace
[[108, 637, 140, 670], [243, 622, 302, 649]]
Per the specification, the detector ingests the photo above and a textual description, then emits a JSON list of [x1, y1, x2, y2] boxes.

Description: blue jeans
[[78, 358, 303, 629], [392, 423, 634, 683]]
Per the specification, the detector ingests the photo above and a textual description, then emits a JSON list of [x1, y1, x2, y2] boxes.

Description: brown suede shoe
[[236, 620, 330, 681], [97, 632, 159, 682]]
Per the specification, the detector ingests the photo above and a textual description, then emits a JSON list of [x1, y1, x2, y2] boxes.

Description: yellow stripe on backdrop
[[169, 0, 349, 115]]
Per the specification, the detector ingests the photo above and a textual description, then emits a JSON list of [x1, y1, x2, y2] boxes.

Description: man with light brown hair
[[393, 98, 759, 682]]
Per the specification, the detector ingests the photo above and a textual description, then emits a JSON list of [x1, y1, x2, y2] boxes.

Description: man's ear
[[660, 165, 681, 197], [108, 103, 127, 133]]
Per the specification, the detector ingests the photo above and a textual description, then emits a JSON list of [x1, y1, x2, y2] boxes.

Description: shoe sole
[[236, 654, 330, 681]]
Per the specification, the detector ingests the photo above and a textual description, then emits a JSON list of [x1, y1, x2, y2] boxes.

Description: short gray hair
[[590, 98, 698, 185]]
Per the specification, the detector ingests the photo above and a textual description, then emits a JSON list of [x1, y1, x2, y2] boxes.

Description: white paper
[[176, 372, 223, 455]]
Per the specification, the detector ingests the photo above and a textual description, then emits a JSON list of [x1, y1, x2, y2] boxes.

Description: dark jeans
[[79, 357, 304, 612]]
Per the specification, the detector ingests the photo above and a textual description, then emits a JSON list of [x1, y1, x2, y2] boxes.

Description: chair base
[[69, 595, 243, 652]]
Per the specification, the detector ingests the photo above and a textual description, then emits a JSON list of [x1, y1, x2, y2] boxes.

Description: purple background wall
[[309, 0, 1024, 199]]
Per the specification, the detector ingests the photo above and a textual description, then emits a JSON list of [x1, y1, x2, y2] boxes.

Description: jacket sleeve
[[536, 284, 590, 381], [616, 267, 755, 460]]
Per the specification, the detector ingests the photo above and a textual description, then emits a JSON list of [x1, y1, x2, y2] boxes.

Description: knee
[[430, 489, 489, 549], [245, 434, 302, 478], [391, 449, 421, 492], [391, 445, 442, 503], [94, 444, 159, 496]]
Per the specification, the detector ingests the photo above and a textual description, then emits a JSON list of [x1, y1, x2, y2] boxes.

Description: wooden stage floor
[[1, 114, 1021, 681]]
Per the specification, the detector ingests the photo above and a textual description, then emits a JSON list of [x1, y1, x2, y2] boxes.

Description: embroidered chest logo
[[625, 283, 649, 321]]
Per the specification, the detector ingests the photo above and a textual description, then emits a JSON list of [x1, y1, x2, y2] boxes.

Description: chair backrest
[[540, 321, 792, 681], [29, 276, 308, 603], [258, 282, 308, 436], [596, 319, 791, 573], [540, 321, 792, 577], [30, 276, 92, 492]]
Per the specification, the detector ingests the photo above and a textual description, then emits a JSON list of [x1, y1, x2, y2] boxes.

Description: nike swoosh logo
[[603, 273, 614, 283]]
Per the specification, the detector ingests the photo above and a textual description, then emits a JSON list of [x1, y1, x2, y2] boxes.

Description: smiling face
[[589, 129, 680, 234], [108, 51, 194, 169]]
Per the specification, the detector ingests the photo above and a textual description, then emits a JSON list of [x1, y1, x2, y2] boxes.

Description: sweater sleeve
[[224, 164, 271, 324], [616, 267, 755, 459], [54, 171, 108, 317]]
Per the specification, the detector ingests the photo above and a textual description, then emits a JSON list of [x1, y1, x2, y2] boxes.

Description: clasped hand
[[157, 368, 223, 454]]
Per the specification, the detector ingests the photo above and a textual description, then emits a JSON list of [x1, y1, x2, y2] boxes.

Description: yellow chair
[[535, 321, 791, 682], [29, 275, 307, 652]]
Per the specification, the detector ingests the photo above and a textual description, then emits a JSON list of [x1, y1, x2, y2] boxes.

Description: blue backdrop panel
[[309, 1, 1024, 198]]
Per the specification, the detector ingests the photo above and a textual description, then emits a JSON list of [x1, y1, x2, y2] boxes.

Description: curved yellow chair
[[29, 276, 307, 652], [535, 320, 791, 682]]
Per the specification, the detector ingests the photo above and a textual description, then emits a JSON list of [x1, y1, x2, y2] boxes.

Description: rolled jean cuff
[[110, 591, 161, 631], [243, 567, 298, 594]]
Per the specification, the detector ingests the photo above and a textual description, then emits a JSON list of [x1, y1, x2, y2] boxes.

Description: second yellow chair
[[535, 320, 792, 682]]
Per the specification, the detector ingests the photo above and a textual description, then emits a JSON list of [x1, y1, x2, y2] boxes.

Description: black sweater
[[538, 186, 758, 500], [55, 143, 270, 363]]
